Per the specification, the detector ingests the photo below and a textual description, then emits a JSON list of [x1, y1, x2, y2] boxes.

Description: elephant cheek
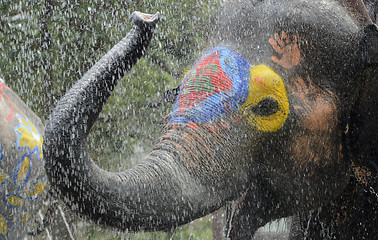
[[290, 95, 342, 169]]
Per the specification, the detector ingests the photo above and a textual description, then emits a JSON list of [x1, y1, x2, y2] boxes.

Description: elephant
[[0, 79, 76, 239], [43, 1, 377, 240], [364, 0, 378, 23]]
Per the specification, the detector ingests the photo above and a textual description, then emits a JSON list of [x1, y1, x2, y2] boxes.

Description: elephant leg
[[212, 208, 225, 240], [225, 190, 259, 240], [287, 213, 305, 240], [46, 201, 77, 240], [225, 180, 284, 240], [288, 176, 378, 239], [288, 210, 332, 240]]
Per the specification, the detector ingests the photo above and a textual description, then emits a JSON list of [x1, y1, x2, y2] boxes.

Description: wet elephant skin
[[43, 1, 377, 239]]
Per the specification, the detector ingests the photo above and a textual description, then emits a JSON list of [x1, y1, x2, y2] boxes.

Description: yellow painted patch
[[241, 65, 289, 132], [0, 173, 7, 186], [17, 156, 30, 187], [4, 195, 22, 208], [0, 213, 8, 237], [19, 209, 37, 224], [17, 117, 43, 159], [27, 180, 47, 200]]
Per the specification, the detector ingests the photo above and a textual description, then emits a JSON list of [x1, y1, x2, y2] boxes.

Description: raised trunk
[[44, 12, 246, 231]]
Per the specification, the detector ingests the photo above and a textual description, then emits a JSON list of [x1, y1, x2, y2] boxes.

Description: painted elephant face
[[166, 0, 363, 207], [167, 42, 346, 208], [43, 1, 377, 237]]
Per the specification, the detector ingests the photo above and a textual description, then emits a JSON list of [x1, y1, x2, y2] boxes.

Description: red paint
[[252, 76, 266, 86], [219, 120, 230, 130], [269, 31, 301, 69], [188, 122, 200, 131], [0, 83, 14, 121], [178, 51, 233, 116], [287, 76, 340, 168], [205, 123, 218, 132], [232, 115, 243, 124]]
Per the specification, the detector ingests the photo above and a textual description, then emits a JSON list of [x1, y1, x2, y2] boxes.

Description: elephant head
[[44, 0, 377, 237]]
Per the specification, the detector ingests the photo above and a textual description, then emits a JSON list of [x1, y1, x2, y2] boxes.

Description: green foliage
[[0, 0, 219, 119], [77, 217, 213, 240], [0, 0, 220, 166], [0, 0, 221, 238], [88, 58, 178, 170]]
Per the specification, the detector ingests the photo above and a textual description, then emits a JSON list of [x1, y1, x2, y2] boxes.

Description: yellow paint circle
[[241, 65, 289, 132]]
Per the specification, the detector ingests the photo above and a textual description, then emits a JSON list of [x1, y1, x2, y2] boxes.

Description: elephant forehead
[[170, 47, 250, 123]]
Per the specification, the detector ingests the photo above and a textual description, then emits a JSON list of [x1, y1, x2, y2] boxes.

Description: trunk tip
[[130, 11, 159, 29]]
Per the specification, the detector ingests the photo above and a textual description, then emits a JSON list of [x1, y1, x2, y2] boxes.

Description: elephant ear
[[351, 15, 378, 177], [148, 86, 180, 108], [358, 24, 378, 67], [350, 22, 378, 183], [348, 68, 378, 186], [326, 31, 378, 238], [281, 64, 378, 238], [340, 0, 373, 26]]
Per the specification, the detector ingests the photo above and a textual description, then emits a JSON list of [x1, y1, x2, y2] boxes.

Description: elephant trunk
[[44, 12, 245, 231]]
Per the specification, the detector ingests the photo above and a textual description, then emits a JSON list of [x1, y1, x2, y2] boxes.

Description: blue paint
[[170, 47, 250, 124], [0, 144, 3, 164], [13, 152, 33, 191]]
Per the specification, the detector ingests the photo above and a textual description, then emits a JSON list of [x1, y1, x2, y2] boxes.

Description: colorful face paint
[[14, 115, 43, 160], [170, 47, 250, 123], [2, 194, 22, 208], [241, 65, 289, 132], [170, 47, 289, 132]]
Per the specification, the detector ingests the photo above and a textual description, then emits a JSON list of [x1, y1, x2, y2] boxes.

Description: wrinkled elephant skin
[[43, 2, 378, 239]]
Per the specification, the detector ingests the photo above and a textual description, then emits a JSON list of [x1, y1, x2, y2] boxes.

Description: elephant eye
[[241, 65, 289, 132], [251, 97, 279, 116]]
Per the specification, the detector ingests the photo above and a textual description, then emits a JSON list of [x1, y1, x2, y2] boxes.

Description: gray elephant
[[43, 1, 377, 240], [0, 79, 76, 239]]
